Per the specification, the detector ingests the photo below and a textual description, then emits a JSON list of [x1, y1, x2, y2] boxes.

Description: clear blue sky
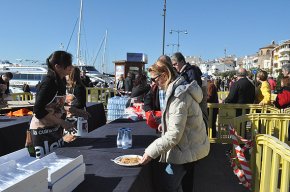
[[0, 0, 290, 73]]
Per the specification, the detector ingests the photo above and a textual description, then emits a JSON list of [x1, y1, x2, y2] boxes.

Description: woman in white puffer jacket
[[140, 60, 210, 192]]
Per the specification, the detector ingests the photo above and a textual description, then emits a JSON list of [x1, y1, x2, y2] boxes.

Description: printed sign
[[252, 69, 257, 75], [115, 65, 125, 78]]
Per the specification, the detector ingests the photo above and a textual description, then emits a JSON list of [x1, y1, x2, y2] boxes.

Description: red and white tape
[[229, 125, 253, 190]]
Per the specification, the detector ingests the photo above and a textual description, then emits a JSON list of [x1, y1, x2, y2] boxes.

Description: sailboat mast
[[102, 29, 108, 73], [76, 0, 83, 65]]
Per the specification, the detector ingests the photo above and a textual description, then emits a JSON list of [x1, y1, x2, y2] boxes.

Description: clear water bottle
[[127, 128, 132, 148], [121, 129, 130, 149], [117, 128, 124, 148]]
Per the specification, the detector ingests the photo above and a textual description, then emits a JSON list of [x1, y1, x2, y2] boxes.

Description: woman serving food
[[29, 50, 88, 158]]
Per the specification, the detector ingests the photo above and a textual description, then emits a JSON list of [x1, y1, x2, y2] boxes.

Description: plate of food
[[112, 155, 142, 166]]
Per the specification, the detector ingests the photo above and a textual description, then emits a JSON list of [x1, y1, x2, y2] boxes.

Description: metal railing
[[206, 103, 290, 191], [233, 113, 290, 145], [217, 91, 229, 100], [253, 134, 290, 192], [86, 87, 116, 109], [207, 103, 281, 143], [10, 93, 33, 101]]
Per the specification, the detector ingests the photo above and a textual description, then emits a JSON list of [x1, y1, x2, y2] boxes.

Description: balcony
[[278, 54, 290, 62], [279, 47, 290, 53]]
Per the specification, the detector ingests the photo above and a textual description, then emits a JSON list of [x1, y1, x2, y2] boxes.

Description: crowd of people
[[214, 73, 278, 94], [113, 52, 290, 191]]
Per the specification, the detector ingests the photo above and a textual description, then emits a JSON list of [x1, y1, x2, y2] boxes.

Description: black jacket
[[34, 69, 66, 119], [130, 83, 150, 99], [81, 75, 91, 87], [125, 83, 150, 107], [143, 84, 161, 112], [225, 77, 255, 104], [70, 84, 87, 109], [124, 77, 133, 92], [180, 63, 202, 87]]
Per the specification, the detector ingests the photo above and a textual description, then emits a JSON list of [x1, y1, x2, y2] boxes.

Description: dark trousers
[[152, 158, 196, 192], [182, 161, 196, 192]]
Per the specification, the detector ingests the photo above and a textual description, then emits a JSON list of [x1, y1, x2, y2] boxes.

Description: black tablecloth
[[55, 120, 158, 192], [56, 119, 248, 192], [0, 102, 106, 156], [0, 116, 31, 156], [86, 102, 106, 132]]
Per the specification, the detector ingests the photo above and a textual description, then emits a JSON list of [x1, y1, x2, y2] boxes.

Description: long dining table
[[55, 118, 248, 192]]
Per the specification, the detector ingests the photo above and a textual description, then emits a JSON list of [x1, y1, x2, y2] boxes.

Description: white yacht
[[76, 65, 113, 84], [0, 64, 113, 92], [0, 65, 47, 92]]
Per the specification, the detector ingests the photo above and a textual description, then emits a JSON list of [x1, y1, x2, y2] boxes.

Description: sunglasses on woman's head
[[150, 74, 161, 82]]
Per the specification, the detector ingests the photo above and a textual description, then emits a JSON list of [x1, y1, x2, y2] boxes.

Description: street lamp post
[[169, 29, 188, 52], [162, 0, 167, 55], [224, 48, 227, 72]]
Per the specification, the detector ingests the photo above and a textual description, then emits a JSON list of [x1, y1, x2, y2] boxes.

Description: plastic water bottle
[[121, 129, 130, 149], [117, 128, 124, 148], [127, 128, 132, 148]]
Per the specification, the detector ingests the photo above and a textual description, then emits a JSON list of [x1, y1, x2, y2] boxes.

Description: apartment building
[[257, 41, 277, 70], [272, 40, 290, 74], [242, 54, 258, 70]]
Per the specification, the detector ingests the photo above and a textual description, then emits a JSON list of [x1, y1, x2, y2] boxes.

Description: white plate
[[112, 155, 142, 167]]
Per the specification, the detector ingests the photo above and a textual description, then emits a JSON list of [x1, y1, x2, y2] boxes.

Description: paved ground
[[194, 143, 250, 192]]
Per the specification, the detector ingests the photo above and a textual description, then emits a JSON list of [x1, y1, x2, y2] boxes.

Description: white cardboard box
[[23, 153, 84, 185], [0, 149, 85, 192], [0, 160, 48, 192], [50, 163, 85, 192], [0, 148, 37, 167]]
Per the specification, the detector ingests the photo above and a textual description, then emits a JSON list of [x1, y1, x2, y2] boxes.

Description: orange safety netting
[[6, 108, 33, 117]]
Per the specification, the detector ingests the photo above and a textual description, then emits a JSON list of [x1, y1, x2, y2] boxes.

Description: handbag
[[145, 110, 162, 129]]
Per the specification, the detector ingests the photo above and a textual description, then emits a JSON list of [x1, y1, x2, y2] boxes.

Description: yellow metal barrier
[[86, 87, 116, 109], [271, 93, 277, 102], [233, 113, 290, 145], [10, 93, 33, 101], [253, 134, 290, 192], [217, 91, 229, 101], [282, 107, 290, 113], [207, 103, 281, 143]]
